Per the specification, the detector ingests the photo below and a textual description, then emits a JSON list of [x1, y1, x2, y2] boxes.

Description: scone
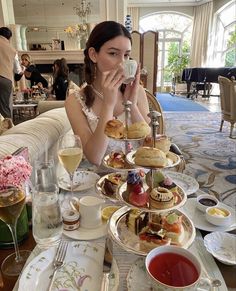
[[149, 187, 174, 209], [143, 135, 171, 154], [105, 119, 124, 139], [127, 121, 150, 139], [134, 147, 167, 167]]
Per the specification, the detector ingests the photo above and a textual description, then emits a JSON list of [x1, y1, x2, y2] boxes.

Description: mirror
[[12, 0, 100, 51]]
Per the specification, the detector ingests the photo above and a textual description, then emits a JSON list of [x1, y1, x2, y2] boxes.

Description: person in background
[[21, 53, 48, 88], [0, 27, 24, 118], [52, 58, 69, 100], [65, 21, 150, 166]]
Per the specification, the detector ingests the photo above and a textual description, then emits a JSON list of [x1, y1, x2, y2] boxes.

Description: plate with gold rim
[[18, 241, 119, 291], [126, 150, 181, 169], [108, 206, 196, 256], [117, 182, 187, 213], [102, 154, 135, 172]]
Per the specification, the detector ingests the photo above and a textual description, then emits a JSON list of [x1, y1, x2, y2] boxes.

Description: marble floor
[[194, 95, 221, 112]]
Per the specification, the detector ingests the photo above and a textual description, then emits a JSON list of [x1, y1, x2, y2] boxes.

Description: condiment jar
[[62, 209, 80, 231]]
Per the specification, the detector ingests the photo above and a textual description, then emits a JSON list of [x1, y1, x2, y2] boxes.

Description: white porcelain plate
[[117, 182, 187, 213], [126, 150, 181, 169], [102, 154, 135, 172], [181, 198, 236, 232], [164, 171, 199, 195], [109, 206, 195, 256], [204, 232, 236, 265], [63, 221, 108, 240], [18, 241, 119, 291], [58, 170, 100, 192]]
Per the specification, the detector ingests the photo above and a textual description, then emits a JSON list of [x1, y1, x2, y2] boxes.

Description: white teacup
[[145, 245, 212, 291], [71, 196, 105, 229], [123, 59, 138, 84]]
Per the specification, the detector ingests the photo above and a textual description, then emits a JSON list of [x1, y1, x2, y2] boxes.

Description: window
[[211, 0, 236, 67], [140, 12, 192, 90]]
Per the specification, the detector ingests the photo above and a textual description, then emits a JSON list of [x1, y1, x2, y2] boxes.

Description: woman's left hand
[[123, 63, 141, 106]]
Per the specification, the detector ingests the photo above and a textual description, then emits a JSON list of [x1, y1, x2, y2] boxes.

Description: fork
[[47, 240, 68, 291]]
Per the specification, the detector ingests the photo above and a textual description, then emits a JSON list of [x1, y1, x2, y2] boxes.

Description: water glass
[[34, 159, 57, 189], [32, 183, 63, 249]]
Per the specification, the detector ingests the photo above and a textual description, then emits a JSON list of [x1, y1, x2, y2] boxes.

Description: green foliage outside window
[[225, 26, 236, 67], [164, 41, 190, 83]]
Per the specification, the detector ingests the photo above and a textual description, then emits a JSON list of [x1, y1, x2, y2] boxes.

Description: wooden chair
[[218, 76, 236, 138], [145, 89, 185, 172]]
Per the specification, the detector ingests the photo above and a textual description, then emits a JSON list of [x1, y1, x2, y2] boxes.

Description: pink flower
[[0, 155, 32, 189]]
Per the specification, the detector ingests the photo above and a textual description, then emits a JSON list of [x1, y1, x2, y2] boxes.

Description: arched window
[[140, 12, 192, 90], [211, 0, 236, 67]]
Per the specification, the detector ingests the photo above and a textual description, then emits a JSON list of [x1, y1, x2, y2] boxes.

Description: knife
[[100, 237, 113, 291]]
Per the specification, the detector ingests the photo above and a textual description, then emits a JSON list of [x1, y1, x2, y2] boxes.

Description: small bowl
[[196, 194, 219, 213], [205, 206, 231, 226]]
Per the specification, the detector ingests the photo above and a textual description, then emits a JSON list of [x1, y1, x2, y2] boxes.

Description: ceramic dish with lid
[[204, 232, 236, 265]]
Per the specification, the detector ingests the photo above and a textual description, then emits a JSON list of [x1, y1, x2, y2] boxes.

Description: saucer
[[63, 221, 107, 240]]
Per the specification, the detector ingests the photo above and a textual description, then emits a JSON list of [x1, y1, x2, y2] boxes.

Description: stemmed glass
[[57, 134, 83, 207], [0, 186, 30, 277]]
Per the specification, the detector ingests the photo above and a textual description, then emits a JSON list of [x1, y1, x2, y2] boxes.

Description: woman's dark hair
[[83, 21, 132, 107], [53, 58, 69, 79], [0, 27, 12, 40]]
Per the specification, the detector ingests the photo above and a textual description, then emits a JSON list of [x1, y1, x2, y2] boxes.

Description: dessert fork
[[47, 240, 68, 291]]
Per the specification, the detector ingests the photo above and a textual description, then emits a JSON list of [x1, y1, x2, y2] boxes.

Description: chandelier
[[73, 0, 91, 22]]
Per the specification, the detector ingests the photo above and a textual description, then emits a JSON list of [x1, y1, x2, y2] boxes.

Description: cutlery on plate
[[47, 240, 68, 291], [100, 237, 113, 291]]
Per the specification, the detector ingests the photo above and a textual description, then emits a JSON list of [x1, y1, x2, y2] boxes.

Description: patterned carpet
[[165, 112, 236, 208]]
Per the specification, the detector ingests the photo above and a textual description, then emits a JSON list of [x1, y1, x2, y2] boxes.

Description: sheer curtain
[[190, 1, 213, 67], [127, 7, 139, 31]]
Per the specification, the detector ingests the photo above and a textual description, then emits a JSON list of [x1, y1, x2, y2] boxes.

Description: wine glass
[[57, 134, 83, 207], [0, 186, 31, 277]]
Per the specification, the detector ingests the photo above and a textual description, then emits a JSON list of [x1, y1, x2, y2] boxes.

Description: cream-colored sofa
[[0, 107, 71, 164]]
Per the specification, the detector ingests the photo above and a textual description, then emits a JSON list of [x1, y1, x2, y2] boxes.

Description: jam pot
[[62, 209, 80, 231]]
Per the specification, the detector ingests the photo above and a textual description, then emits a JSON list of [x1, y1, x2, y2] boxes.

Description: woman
[[52, 58, 69, 100], [21, 53, 48, 88], [65, 21, 150, 166]]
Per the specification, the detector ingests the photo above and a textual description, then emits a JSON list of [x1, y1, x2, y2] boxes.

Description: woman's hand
[[123, 63, 141, 106], [100, 65, 125, 107]]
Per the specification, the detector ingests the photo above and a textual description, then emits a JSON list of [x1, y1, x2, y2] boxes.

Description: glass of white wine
[[0, 187, 31, 277], [58, 134, 83, 207]]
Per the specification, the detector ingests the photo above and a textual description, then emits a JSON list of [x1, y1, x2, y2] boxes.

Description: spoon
[[210, 278, 222, 290]]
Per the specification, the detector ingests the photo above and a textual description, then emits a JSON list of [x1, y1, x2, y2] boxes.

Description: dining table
[[0, 165, 236, 291]]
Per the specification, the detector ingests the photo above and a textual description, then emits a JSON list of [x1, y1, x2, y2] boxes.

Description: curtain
[[127, 7, 139, 31], [190, 1, 213, 67]]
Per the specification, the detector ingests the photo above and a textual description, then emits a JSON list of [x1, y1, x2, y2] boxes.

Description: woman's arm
[[65, 93, 114, 166]]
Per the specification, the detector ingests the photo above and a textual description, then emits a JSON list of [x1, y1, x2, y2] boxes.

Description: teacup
[[70, 196, 105, 229], [123, 59, 138, 84], [145, 245, 212, 291]]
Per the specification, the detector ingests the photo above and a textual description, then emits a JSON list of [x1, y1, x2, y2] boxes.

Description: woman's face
[[91, 35, 131, 73], [21, 57, 30, 67]]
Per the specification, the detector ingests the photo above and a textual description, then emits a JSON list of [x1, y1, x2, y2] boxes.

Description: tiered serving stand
[[96, 103, 196, 256]]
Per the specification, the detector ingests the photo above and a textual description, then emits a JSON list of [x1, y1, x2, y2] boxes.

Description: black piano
[[182, 67, 236, 98]]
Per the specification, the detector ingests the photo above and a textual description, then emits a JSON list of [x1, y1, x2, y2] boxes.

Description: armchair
[[218, 76, 236, 138]]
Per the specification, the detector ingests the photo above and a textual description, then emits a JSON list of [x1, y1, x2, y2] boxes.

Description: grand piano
[[182, 67, 236, 98]]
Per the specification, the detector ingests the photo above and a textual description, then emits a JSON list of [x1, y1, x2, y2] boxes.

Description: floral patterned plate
[[57, 170, 100, 192], [18, 241, 119, 291], [204, 232, 236, 265]]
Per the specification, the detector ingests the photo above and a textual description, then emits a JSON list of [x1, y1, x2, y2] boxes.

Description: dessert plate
[[164, 171, 199, 195], [204, 232, 236, 265], [63, 221, 107, 240], [108, 206, 195, 256], [95, 172, 128, 202], [18, 241, 119, 291], [126, 150, 181, 169], [181, 198, 236, 232], [102, 154, 135, 171], [117, 182, 187, 213], [57, 170, 100, 192]]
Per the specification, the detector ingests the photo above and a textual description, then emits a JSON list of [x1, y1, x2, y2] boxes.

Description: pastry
[[159, 176, 178, 193], [127, 121, 150, 139], [149, 187, 174, 209], [126, 170, 142, 193], [134, 147, 167, 167], [126, 209, 148, 234], [105, 119, 124, 139], [143, 135, 171, 154], [107, 151, 126, 168], [102, 173, 124, 196], [162, 212, 184, 244], [146, 170, 177, 192], [129, 183, 149, 207]]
